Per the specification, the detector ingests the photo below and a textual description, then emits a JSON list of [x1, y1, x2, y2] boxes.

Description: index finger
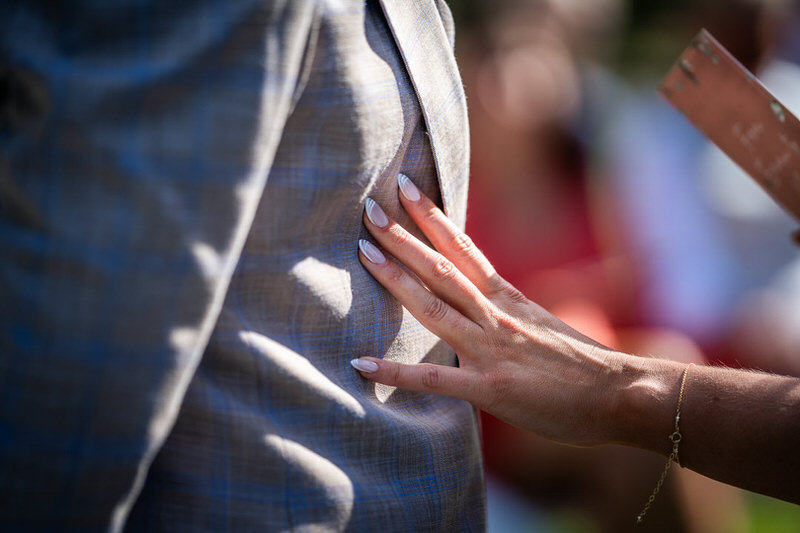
[[397, 174, 516, 299]]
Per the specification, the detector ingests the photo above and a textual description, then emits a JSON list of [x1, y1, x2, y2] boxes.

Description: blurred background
[[447, 0, 800, 531]]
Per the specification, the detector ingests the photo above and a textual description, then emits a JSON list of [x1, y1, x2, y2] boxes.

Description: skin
[[354, 175, 800, 505]]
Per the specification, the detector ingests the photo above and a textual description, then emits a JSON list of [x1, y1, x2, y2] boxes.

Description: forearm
[[615, 355, 800, 504]]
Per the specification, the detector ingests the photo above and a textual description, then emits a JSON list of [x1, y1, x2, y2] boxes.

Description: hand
[[352, 174, 632, 448]]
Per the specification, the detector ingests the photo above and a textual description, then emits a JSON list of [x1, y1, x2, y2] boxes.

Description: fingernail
[[358, 239, 386, 264], [365, 198, 389, 228], [351, 358, 379, 373], [398, 173, 421, 202]]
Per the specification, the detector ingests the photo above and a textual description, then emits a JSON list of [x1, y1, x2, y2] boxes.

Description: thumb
[[350, 357, 473, 400]]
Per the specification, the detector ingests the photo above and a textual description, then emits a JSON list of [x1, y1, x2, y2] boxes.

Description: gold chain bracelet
[[636, 363, 694, 524]]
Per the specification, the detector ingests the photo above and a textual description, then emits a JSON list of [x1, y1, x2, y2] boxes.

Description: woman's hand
[[353, 176, 800, 502], [352, 174, 640, 448]]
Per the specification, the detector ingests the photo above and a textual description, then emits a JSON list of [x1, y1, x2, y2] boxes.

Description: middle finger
[[363, 198, 492, 324]]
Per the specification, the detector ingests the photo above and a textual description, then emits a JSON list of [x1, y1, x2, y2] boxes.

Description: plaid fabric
[[1, 0, 484, 531]]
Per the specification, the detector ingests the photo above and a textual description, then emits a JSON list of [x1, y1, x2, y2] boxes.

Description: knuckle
[[388, 225, 411, 246], [483, 367, 511, 405], [482, 309, 526, 353], [423, 295, 449, 321], [453, 232, 476, 256], [423, 205, 440, 223], [500, 283, 528, 304], [421, 365, 441, 389], [431, 256, 455, 280], [487, 307, 517, 332], [387, 264, 406, 283], [388, 362, 402, 386], [486, 273, 510, 295]]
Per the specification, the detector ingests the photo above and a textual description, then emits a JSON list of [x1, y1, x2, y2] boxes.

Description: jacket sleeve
[[0, 0, 317, 529]]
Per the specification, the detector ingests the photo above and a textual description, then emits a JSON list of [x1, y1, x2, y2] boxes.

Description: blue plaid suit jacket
[[1, 0, 485, 531]]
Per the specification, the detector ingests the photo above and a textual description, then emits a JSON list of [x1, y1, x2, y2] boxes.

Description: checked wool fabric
[[0, 0, 485, 531]]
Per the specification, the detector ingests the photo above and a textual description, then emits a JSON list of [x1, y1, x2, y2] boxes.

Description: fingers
[[350, 357, 476, 401], [363, 197, 492, 323], [357, 239, 483, 350], [395, 174, 512, 298]]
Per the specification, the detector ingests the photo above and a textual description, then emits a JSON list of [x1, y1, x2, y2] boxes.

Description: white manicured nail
[[351, 358, 379, 373], [398, 173, 421, 202], [358, 239, 386, 264], [365, 198, 389, 228]]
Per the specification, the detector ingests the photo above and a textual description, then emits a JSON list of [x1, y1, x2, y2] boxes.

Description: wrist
[[608, 354, 686, 456]]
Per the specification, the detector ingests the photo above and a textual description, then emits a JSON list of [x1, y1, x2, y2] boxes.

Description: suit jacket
[[0, 0, 484, 531]]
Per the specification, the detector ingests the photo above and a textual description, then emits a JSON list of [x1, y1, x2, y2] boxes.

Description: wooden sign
[[659, 29, 800, 223]]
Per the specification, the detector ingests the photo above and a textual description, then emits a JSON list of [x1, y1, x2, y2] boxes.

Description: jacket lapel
[[376, 0, 469, 228]]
